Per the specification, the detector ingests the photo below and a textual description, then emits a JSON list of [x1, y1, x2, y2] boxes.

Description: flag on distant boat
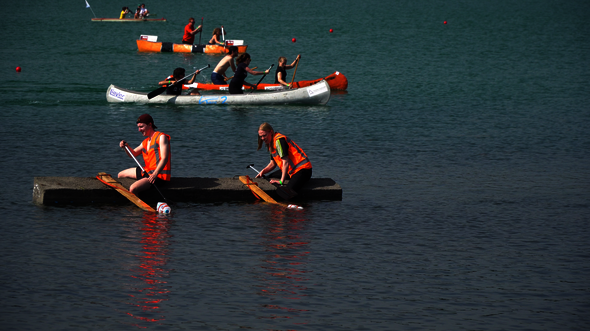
[[85, 0, 96, 18]]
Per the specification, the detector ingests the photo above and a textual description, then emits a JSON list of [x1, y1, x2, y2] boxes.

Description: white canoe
[[106, 80, 331, 105]]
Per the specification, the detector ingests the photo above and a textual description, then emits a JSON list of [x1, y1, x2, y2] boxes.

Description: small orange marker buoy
[[292, 37, 296, 42], [16, 66, 22, 72], [330, 28, 333, 33]]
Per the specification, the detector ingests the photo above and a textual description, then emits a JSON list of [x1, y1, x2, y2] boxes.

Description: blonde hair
[[257, 122, 274, 150], [278, 56, 287, 65]]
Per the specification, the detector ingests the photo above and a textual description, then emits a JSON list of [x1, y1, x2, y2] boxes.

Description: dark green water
[[1, 0, 589, 329]]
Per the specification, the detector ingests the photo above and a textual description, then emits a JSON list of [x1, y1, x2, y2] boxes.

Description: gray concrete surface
[[33, 176, 342, 206]]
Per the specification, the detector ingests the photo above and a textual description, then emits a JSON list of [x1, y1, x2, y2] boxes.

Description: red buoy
[[16, 66, 21, 72], [444, 21, 447, 24], [330, 29, 333, 33], [292, 38, 296, 42]]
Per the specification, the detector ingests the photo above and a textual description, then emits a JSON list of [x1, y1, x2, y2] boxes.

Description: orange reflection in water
[[124, 213, 172, 327], [256, 204, 311, 325]]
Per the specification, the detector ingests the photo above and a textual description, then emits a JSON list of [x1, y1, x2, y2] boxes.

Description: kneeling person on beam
[[256, 122, 312, 200], [118, 114, 171, 194]]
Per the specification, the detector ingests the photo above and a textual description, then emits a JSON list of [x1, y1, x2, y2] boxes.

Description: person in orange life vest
[[182, 17, 202, 44], [256, 122, 312, 199], [118, 114, 171, 194], [158, 67, 201, 95]]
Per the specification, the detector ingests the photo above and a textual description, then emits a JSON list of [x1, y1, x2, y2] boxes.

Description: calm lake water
[[1, 0, 589, 330]]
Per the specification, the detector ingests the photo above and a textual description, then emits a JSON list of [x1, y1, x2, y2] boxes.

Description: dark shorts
[[268, 168, 312, 193], [135, 166, 165, 186], [211, 72, 226, 85]]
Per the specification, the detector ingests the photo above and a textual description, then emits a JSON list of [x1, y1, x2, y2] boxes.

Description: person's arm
[[245, 67, 270, 75], [285, 55, 301, 69], [277, 71, 289, 86], [268, 138, 291, 185], [148, 134, 170, 183], [229, 58, 236, 73], [186, 71, 200, 84], [257, 160, 277, 178], [158, 77, 176, 86], [192, 25, 202, 35], [120, 140, 142, 157]]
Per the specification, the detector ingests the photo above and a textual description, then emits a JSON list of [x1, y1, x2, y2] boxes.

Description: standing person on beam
[[118, 114, 171, 194], [256, 122, 312, 200]]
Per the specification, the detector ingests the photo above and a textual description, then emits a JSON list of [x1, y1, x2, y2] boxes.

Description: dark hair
[[173, 67, 185, 80], [228, 46, 238, 55], [236, 53, 250, 64]]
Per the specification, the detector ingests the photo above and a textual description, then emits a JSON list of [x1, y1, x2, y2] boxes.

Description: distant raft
[[91, 18, 167, 22], [183, 71, 349, 92], [106, 79, 331, 105], [137, 38, 247, 54]]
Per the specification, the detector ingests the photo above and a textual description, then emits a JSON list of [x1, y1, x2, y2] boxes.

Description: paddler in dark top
[[275, 54, 300, 88], [228, 53, 270, 94], [158, 67, 201, 96]]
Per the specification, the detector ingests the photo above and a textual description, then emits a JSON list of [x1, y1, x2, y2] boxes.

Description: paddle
[[147, 64, 210, 99], [198, 17, 203, 45], [245, 164, 303, 209], [248, 64, 274, 94], [289, 55, 301, 88], [224, 67, 257, 82], [247, 164, 266, 179], [124, 145, 171, 205]]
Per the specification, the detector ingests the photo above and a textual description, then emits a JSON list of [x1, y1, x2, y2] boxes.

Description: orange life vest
[[270, 132, 312, 176], [141, 131, 171, 181]]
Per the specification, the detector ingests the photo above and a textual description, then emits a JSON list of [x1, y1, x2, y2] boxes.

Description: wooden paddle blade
[[239, 176, 277, 204], [238, 175, 303, 210], [97, 172, 156, 212], [147, 86, 167, 99]]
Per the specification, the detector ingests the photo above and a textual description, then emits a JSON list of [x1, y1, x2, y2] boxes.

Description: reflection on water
[[255, 204, 311, 326], [123, 213, 173, 327]]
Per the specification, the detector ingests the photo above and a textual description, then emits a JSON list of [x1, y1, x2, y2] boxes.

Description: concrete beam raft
[[33, 176, 342, 206]]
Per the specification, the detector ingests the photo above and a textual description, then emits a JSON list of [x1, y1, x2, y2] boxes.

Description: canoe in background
[[184, 71, 348, 91], [106, 80, 331, 105], [137, 39, 247, 54], [91, 18, 167, 22]]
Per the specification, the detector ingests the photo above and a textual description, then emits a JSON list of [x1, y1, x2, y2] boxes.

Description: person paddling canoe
[[208, 27, 225, 45], [228, 53, 270, 94], [118, 114, 171, 194], [120, 7, 131, 19], [211, 46, 238, 85], [275, 55, 300, 87], [182, 17, 202, 45], [256, 122, 312, 200], [158, 67, 201, 95]]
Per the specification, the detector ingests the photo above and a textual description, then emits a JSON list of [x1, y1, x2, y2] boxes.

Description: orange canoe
[[136, 39, 247, 54], [183, 71, 348, 91]]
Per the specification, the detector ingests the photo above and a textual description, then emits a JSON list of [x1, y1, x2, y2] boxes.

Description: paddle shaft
[[247, 164, 266, 179], [289, 55, 301, 87], [124, 145, 169, 203], [198, 18, 203, 44], [249, 64, 274, 94], [148, 64, 210, 99]]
